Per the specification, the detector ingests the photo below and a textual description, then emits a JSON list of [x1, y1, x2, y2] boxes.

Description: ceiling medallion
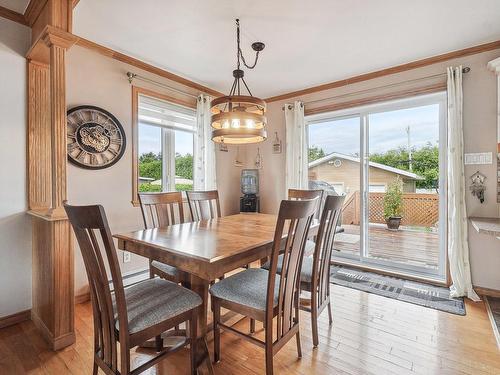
[[211, 19, 267, 144]]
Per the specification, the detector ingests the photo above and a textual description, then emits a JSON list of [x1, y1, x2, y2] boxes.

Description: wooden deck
[[334, 224, 440, 270]]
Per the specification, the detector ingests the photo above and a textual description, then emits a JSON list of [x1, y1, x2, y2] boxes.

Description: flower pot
[[386, 216, 402, 230]]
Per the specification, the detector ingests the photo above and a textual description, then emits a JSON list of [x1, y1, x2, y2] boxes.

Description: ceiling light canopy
[[211, 19, 267, 144]]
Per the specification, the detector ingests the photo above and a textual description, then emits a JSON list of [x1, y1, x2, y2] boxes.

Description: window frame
[[131, 86, 197, 206]]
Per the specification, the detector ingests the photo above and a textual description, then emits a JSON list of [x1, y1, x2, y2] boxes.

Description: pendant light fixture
[[211, 19, 267, 144]]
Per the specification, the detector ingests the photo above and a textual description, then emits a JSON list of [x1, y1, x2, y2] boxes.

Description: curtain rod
[[126, 72, 199, 99], [282, 67, 470, 110]]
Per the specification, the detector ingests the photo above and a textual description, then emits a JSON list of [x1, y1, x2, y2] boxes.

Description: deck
[[333, 224, 440, 270]]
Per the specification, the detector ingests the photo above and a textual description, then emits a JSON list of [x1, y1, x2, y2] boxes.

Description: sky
[[308, 104, 441, 156], [139, 124, 194, 156]]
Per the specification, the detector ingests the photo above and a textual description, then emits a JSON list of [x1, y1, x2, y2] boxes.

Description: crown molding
[[0, 5, 28, 25], [265, 39, 500, 103], [75, 35, 224, 97]]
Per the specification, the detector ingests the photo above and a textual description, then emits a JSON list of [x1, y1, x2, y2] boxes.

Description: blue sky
[[308, 104, 440, 156], [139, 124, 194, 156]]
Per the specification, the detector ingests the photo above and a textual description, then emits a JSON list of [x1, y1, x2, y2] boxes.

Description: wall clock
[[67, 105, 126, 169]]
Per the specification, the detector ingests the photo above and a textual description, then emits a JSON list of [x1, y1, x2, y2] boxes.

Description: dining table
[[114, 212, 319, 373]]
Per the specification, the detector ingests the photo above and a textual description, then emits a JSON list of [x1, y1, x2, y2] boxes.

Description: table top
[[114, 213, 318, 280]]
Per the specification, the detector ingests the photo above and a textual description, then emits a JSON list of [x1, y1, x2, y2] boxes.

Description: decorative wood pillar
[[27, 25, 77, 350], [487, 57, 500, 204]]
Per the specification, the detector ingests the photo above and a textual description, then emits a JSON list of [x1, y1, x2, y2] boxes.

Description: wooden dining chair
[[288, 188, 324, 201], [299, 194, 344, 347], [186, 190, 221, 221], [210, 198, 318, 375], [261, 195, 344, 347], [65, 203, 202, 375], [138, 192, 187, 284]]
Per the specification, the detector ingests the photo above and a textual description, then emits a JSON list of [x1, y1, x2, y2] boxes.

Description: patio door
[[307, 92, 447, 280]]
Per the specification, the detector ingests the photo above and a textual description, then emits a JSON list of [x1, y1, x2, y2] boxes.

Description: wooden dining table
[[114, 212, 318, 372]]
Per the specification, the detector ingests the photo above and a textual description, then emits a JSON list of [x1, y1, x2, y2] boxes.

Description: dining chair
[[65, 203, 202, 375], [138, 192, 187, 284], [262, 195, 344, 347], [209, 198, 318, 375], [186, 190, 221, 221]]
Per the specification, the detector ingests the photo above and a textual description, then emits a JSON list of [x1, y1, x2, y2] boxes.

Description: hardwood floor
[[0, 285, 498, 374]]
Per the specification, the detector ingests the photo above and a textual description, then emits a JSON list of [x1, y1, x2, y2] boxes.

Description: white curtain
[[194, 94, 217, 190], [447, 66, 480, 301], [285, 101, 308, 192]]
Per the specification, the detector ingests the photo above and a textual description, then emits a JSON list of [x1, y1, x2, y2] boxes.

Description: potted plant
[[383, 177, 403, 230]]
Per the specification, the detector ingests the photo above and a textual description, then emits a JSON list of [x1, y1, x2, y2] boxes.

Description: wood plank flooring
[[0, 285, 498, 374]]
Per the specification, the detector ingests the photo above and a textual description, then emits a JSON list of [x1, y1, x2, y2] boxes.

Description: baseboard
[[0, 309, 31, 329], [31, 310, 75, 350], [474, 286, 500, 298]]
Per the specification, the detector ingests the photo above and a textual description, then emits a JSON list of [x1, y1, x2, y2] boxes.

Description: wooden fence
[[341, 191, 439, 228]]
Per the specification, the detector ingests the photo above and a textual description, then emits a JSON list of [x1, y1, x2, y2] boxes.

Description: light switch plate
[[123, 251, 131, 263], [464, 152, 493, 165]]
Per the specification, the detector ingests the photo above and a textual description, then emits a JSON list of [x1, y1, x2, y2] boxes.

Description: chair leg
[[93, 362, 98, 375], [328, 300, 333, 325], [190, 310, 198, 375], [296, 330, 302, 358], [213, 299, 221, 363], [250, 318, 255, 334], [155, 335, 163, 352], [311, 307, 319, 348], [265, 341, 274, 375]]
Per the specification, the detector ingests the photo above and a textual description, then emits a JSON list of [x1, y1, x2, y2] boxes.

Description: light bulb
[[245, 119, 255, 128], [222, 120, 230, 129], [232, 119, 240, 128]]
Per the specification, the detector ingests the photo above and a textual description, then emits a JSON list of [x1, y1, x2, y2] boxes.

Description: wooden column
[[27, 24, 77, 350]]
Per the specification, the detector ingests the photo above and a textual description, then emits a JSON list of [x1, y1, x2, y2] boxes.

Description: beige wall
[[66, 46, 242, 296], [245, 48, 500, 290], [0, 18, 31, 317]]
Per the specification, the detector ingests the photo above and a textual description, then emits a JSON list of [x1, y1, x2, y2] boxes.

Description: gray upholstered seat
[[209, 268, 280, 311], [114, 278, 202, 334], [262, 254, 314, 283], [151, 260, 179, 279]]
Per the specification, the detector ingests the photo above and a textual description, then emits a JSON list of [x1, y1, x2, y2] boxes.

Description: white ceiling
[[0, 0, 30, 13], [24, 0, 500, 97]]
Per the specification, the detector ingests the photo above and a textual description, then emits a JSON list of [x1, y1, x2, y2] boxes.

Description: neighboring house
[[308, 152, 424, 194]]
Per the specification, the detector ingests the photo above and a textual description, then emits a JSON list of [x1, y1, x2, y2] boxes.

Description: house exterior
[[308, 152, 424, 194]]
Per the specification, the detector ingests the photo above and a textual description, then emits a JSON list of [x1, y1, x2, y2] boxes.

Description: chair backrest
[[312, 195, 345, 306], [288, 189, 324, 217], [138, 192, 185, 229], [288, 189, 324, 201], [186, 190, 221, 221], [64, 203, 128, 373], [266, 198, 318, 345]]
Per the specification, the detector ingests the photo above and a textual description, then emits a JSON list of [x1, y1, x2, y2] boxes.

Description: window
[[306, 92, 447, 280], [134, 88, 196, 201]]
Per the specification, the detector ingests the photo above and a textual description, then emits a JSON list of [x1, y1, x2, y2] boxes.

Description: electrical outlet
[[123, 251, 131, 263]]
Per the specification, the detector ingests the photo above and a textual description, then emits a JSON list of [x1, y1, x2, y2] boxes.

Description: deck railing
[[341, 191, 439, 228]]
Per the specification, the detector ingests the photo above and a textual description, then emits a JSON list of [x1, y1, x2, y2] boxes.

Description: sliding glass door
[[307, 92, 447, 279]]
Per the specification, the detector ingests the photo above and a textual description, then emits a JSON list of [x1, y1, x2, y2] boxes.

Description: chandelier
[[211, 19, 267, 144]]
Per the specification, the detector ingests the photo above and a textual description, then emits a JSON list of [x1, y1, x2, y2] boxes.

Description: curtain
[[285, 101, 308, 192], [446, 66, 480, 301], [194, 94, 217, 190]]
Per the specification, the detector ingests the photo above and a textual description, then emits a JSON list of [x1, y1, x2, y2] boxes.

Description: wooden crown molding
[[42, 24, 78, 48], [75, 36, 224, 98], [24, 0, 48, 26], [0, 5, 28, 25], [266, 39, 500, 103]]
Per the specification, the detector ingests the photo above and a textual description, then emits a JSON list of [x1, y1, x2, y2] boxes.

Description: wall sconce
[[272, 132, 282, 154], [255, 148, 263, 169], [469, 171, 486, 203]]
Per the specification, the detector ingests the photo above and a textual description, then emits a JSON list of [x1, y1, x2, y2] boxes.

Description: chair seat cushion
[[151, 260, 180, 281], [114, 278, 202, 334], [261, 254, 314, 283], [209, 268, 280, 311]]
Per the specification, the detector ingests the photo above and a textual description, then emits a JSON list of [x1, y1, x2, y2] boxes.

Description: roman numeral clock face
[[67, 106, 126, 169]]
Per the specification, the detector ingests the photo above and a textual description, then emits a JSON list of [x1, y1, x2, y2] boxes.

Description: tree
[[369, 143, 439, 190], [308, 146, 326, 162], [175, 153, 193, 180]]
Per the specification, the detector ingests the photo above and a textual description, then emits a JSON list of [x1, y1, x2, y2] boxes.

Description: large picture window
[[132, 87, 197, 204]]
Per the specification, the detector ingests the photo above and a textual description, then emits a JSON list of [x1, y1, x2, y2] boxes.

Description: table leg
[[190, 274, 214, 375]]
